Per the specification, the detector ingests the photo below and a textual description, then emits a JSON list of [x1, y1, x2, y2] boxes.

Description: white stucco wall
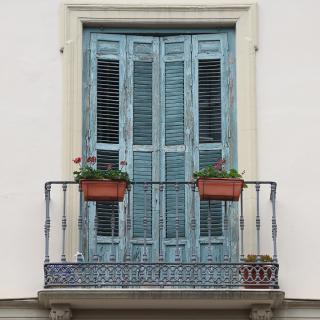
[[256, 0, 320, 298], [0, 0, 319, 300], [0, 0, 62, 298]]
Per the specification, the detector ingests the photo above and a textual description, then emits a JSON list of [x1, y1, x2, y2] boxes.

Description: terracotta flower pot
[[80, 180, 127, 201], [196, 178, 244, 201], [240, 264, 272, 289]]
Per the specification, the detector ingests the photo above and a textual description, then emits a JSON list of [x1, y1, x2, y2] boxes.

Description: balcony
[[43, 181, 279, 289]]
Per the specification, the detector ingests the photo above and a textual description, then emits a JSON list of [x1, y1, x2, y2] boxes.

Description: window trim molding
[[60, 1, 258, 257]]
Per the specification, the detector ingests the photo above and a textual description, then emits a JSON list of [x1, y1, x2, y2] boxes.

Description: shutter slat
[[198, 59, 221, 144], [133, 152, 152, 238], [166, 153, 185, 238], [97, 59, 119, 144], [199, 150, 223, 237], [96, 150, 119, 237]]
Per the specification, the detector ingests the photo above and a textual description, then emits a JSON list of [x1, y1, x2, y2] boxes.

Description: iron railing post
[[143, 183, 148, 262], [271, 183, 278, 262], [207, 200, 213, 262], [44, 183, 51, 263], [125, 184, 131, 262], [61, 183, 67, 262], [92, 203, 99, 262], [191, 183, 197, 263], [175, 182, 181, 262], [223, 201, 229, 262], [110, 201, 116, 262], [76, 185, 84, 262], [159, 183, 164, 262], [240, 190, 244, 262], [255, 183, 261, 262]]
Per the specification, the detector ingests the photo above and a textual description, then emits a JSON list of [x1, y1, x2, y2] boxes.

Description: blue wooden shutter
[[87, 34, 127, 261], [159, 36, 192, 262], [127, 36, 160, 262], [85, 32, 234, 264], [192, 34, 229, 262]]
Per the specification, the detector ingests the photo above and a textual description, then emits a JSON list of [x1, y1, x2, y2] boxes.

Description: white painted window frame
[[60, 1, 258, 257]]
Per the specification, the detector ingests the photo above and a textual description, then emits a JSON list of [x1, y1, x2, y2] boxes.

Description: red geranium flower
[[120, 160, 127, 167], [73, 157, 81, 164], [213, 159, 226, 171], [87, 156, 96, 164]]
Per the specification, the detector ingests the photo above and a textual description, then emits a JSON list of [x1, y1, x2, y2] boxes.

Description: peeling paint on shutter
[[160, 36, 190, 244], [133, 151, 152, 238], [165, 152, 185, 238], [192, 34, 230, 262], [165, 61, 184, 146], [86, 32, 234, 263], [133, 61, 153, 145], [88, 34, 126, 247]]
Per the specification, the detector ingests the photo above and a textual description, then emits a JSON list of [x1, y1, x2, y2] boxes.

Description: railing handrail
[[45, 180, 277, 189], [45, 180, 277, 202]]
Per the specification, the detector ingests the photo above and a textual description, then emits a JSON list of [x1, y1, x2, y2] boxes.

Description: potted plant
[[240, 254, 273, 289], [73, 156, 130, 201], [193, 159, 245, 201]]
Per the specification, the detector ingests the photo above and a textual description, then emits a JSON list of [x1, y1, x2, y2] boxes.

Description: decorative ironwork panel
[[44, 263, 279, 289]]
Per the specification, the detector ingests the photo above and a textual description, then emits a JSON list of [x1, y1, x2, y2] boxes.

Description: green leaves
[[73, 165, 130, 183], [193, 165, 244, 180], [244, 254, 273, 263]]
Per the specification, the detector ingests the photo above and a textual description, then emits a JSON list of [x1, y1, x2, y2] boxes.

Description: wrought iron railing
[[43, 181, 279, 288]]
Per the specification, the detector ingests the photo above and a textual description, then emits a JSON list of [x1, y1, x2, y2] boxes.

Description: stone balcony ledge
[[38, 288, 285, 310]]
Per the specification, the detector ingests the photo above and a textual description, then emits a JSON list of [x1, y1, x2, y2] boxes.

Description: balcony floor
[[38, 288, 285, 310]]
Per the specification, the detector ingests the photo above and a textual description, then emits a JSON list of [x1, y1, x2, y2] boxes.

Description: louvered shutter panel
[[192, 34, 229, 263], [133, 152, 152, 238], [127, 37, 160, 261], [133, 61, 153, 145], [160, 36, 192, 243], [88, 34, 126, 250], [164, 60, 185, 146], [165, 153, 185, 238]]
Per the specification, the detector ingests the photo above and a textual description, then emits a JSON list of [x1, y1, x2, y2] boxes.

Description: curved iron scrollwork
[[44, 263, 279, 288]]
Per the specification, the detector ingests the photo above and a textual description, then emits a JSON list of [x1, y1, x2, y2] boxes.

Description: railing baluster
[[110, 201, 116, 262], [44, 183, 51, 263], [159, 183, 164, 262], [125, 185, 131, 262], [143, 183, 148, 262], [76, 186, 84, 262], [240, 190, 244, 262], [271, 183, 278, 262], [175, 183, 181, 262], [255, 183, 261, 261], [191, 183, 197, 263], [223, 201, 229, 262], [93, 204, 99, 262], [61, 183, 67, 262], [207, 200, 213, 262]]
